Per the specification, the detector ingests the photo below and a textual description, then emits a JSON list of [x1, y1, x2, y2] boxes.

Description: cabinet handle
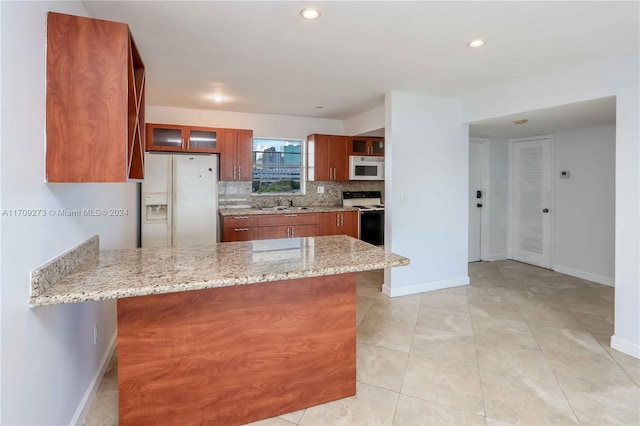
[[233, 166, 237, 180], [286, 227, 291, 238], [238, 166, 241, 180], [291, 227, 295, 237], [284, 214, 298, 217], [340, 213, 344, 227], [233, 228, 249, 232], [233, 216, 249, 219], [186, 137, 190, 150], [336, 214, 340, 226]]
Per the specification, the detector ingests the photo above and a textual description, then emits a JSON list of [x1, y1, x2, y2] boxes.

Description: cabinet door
[[328, 135, 349, 181], [340, 211, 359, 238], [350, 138, 369, 155], [370, 138, 385, 156], [319, 212, 339, 235], [308, 134, 330, 181], [289, 224, 318, 238], [147, 124, 185, 152], [320, 211, 358, 237], [186, 127, 220, 153], [258, 226, 289, 240], [236, 129, 253, 181], [219, 129, 238, 181]]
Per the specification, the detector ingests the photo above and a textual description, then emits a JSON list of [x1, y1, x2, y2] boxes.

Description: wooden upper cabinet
[[350, 137, 384, 156], [307, 134, 349, 182], [46, 12, 145, 182], [146, 123, 221, 153], [220, 129, 253, 181]]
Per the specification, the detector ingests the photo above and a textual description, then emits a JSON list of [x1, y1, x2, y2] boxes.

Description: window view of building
[[252, 138, 302, 194]]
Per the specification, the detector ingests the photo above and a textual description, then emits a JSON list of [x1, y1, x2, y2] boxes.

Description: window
[[252, 138, 303, 194]]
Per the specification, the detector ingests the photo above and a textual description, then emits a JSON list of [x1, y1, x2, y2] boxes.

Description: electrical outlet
[[93, 321, 99, 345], [317, 186, 325, 194]]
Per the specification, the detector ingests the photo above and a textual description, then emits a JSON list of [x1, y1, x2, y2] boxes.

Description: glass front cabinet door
[[147, 124, 220, 153], [350, 137, 384, 156]]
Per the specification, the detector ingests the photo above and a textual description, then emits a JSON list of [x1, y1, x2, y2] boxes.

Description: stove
[[342, 191, 384, 246], [342, 191, 385, 211]]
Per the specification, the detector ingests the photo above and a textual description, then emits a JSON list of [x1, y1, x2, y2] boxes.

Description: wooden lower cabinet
[[320, 211, 359, 238], [221, 211, 357, 242], [220, 214, 258, 242], [258, 224, 317, 240]]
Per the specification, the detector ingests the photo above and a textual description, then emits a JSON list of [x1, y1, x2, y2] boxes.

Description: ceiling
[[82, 1, 638, 136]]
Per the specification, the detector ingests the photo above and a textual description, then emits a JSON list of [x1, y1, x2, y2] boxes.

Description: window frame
[[251, 137, 305, 196]]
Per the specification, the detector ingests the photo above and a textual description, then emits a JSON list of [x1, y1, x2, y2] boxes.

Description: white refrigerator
[[141, 153, 218, 247]]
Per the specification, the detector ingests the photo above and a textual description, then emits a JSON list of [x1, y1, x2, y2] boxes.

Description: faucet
[[287, 199, 293, 207], [276, 198, 282, 207]]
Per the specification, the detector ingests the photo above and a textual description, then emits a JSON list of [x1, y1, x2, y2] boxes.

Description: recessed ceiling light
[[513, 119, 529, 125], [300, 8, 320, 20], [210, 95, 225, 102], [467, 39, 486, 48]]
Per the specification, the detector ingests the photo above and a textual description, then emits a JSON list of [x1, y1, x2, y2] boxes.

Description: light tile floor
[[84, 261, 640, 425]]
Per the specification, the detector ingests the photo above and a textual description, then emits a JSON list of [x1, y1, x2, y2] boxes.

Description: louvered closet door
[[511, 138, 552, 269]]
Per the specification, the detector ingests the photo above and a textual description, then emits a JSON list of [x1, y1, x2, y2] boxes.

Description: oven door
[[359, 210, 384, 246]]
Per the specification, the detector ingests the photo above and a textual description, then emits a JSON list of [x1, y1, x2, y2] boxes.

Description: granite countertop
[[219, 206, 358, 216], [29, 235, 409, 307]]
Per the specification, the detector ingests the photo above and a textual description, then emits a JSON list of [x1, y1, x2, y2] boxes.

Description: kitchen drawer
[[258, 213, 319, 227], [223, 227, 258, 242], [222, 215, 258, 229]]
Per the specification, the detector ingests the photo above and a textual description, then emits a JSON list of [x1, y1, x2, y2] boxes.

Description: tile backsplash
[[218, 181, 384, 209]]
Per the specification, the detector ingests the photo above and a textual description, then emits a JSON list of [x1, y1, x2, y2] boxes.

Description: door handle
[[542, 208, 549, 213]]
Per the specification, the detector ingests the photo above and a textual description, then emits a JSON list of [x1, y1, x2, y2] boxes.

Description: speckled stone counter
[[29, 235, 409, 307], [218, 205, 358, 216]]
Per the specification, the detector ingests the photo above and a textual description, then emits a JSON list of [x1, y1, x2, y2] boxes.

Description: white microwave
[[349, 156, 385, 180]]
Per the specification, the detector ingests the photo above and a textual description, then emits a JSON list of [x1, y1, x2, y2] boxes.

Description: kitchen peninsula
[[30, 235, 409, 425]]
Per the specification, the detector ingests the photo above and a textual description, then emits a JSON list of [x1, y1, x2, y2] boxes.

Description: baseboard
[[552, 264, 614, 287], [482, 253, 507, 262], [611, 335, 640, 359], [70, 331, 117, 426], [382, 275, 470, 297]]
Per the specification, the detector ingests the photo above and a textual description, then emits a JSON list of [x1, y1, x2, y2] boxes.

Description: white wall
[[343, 105, 384, 137], [553, 125, 615, 285], [1, 2, 139, 424], [462, 54, 640, 358], [147, 105, 344, 142], [383, 91, 469, 296]]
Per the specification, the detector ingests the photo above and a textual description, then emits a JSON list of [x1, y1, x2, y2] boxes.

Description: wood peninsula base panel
[[117, 274, 357, 425]]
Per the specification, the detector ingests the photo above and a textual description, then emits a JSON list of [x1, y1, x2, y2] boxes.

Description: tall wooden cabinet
[[46, 12, 145, 182], [307, 134, 349, 182], [220, 129, 253, 181]]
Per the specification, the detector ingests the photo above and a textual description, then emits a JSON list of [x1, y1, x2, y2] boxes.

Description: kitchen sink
[[259, 206, 313, 211]]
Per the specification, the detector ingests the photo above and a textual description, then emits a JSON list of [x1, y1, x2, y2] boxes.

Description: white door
[[511, 137, 552, 268], [173, 155, 218, 246], [468, 139, 486, 262]]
